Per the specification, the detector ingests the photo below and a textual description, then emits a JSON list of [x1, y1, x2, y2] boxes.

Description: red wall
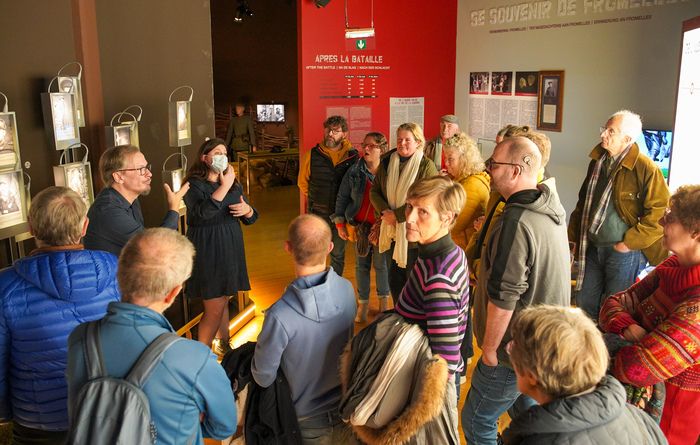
[[297, 0, 458, 151]]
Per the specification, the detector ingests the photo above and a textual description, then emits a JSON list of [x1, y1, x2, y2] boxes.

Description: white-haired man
[[568, 110, 669, 322], [424, 114, 460, 171]]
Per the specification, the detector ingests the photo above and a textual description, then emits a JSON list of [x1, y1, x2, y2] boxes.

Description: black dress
[[184, 178, 258, 299]]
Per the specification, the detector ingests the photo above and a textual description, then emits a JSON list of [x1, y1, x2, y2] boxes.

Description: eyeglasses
[[484, 157, 522, 170], [117, 164, 152, 176], [599, 126, 618, 136], [661, 207, 676, 224], [361, 143, 381, 150], [325, 127, 344, 136]]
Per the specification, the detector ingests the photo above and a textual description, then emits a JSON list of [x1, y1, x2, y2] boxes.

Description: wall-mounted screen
[[41, 92, 80, 151], [635, 130, 672, 182], [0, 170, 27, 230], [105, 124, 133, 147], [53, 161, 94, 206], [169, 100, 191, 147], [257, 104, 285, 123], [668, 16, 700, 191], [0, 112, 19, 169]]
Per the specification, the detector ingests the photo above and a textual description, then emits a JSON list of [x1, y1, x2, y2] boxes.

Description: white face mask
[[210, 154, 229, 173]]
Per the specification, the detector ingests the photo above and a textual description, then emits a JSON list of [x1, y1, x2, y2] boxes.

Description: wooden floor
[[227, 184, 506, 445]]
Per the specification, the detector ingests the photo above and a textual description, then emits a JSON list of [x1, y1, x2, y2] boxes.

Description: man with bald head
[[462, 137, 571, 445], [252, 214, 356, 443]]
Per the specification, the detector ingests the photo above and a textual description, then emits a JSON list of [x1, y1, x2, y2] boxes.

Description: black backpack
[[68, 321, 183, 445]]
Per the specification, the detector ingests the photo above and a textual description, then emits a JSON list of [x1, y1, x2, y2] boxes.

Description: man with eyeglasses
[[568, 110, 669, 322], [84, 145, 190, 256], [298, 115, 358, 276], [463, 136, 571, 445], [424, 114, 460, 171]]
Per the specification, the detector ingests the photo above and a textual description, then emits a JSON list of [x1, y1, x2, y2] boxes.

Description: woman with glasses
[[333, 132, 391, 322], [183, 138, 258, 355], [370, 123, 438, 304], [600, 184, 700, 445], [502, 305, 666, 444]]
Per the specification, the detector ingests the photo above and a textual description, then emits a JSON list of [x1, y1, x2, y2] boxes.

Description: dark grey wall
[[95, 0, 216, 226]]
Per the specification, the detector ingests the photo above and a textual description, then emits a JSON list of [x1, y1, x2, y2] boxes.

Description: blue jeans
[[355, 245, 390, 301], [462, 359, 536, 445], [329, 222, 346, 276], [298, 411, 356, 445], [576, 244, 645, 321]]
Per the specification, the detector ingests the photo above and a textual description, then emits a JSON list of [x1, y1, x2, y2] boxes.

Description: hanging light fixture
[[234, 0, 254, 23], [345, 0, 374, 39]]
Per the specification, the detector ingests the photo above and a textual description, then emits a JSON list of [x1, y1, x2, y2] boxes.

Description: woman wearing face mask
[[184, 138, 258, 355]]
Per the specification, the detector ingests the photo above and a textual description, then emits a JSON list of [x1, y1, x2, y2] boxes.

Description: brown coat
[[568, 143, 670, 265]]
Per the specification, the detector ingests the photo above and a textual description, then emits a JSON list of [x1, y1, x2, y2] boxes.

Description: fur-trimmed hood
[[338, 313, 458, 445]]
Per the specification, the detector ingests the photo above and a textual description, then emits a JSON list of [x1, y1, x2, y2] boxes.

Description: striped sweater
[[395, 234, 470, 374], [599, 255, 700, 390]]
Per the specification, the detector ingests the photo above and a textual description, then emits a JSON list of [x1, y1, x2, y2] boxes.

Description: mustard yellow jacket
[[567, 143, 669, 265], [451, 172, 490, 251]]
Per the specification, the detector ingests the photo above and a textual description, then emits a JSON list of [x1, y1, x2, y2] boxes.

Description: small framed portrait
[[0, 112, 20, 169], [537, 70, 565, 132], [57, 76, 85, 127], [169, 100, 191, 147], [53, 161, 94, 206], [490, 72, 513, 96], [514, 71, 539, 96], [469, 72, 490, 95], [41, 92, 80, 150], [0, 170, 27, 232]]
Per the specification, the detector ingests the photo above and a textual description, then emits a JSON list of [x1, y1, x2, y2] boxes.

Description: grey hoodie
[[473, 178, 572, 367], [251, 267, 356, 418]]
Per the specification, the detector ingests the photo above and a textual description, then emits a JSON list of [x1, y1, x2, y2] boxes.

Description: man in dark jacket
[[0, 187, 120, 444], [83, 145, 190, 256], [297, 116, 358, 275], [251, 214, 356, 444], [502, 305, 666, 445]]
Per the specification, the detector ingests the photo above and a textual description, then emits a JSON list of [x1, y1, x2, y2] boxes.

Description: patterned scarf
[[575, 145, 632, 291]]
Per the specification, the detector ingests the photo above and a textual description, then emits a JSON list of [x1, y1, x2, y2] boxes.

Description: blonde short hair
[[118, 228, 195, 303], [443, 132, 485, 178], [509, 305, 609, 399], [396, 122, 425, 150], [288, 214, 331, 267], [99, 145, 140, 186], [406, 176, 466, 229], [29, 186, 87, 246]]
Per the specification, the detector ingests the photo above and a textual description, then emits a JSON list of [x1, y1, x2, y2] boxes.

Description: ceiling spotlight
[[315, 0, 331, 7], [234, 0, 254, 23]]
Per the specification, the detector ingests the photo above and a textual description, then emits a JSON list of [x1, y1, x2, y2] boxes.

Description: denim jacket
[[332, 159, 375, 225]]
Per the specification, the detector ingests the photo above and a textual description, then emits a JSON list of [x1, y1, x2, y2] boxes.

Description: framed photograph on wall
[[537, 70, 564, 132], [41, 91, 80, 150], [469, 72, 490, 95], [57, 76, 85, 127], [514, 71, 539, 96], [0, 112, 20, 169], [0, 170, 27, 231], [490, 71, 513, 96], [162, 152, 188, 193]]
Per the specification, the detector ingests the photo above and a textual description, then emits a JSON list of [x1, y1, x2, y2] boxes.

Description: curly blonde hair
[[443, 132, 485, 178]]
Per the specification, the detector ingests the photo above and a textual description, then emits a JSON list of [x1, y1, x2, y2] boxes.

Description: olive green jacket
[[568, 143, 670, 265]]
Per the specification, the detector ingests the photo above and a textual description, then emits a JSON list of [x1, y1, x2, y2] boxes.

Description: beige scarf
[[379, 150, 423, 268]]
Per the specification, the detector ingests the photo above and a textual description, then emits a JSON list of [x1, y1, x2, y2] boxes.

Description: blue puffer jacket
[[0, 248, 119, 431]]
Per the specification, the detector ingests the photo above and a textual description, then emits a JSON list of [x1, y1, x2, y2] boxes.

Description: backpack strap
[[81, 321, 108, 380], [126, 333, 183, 388]]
